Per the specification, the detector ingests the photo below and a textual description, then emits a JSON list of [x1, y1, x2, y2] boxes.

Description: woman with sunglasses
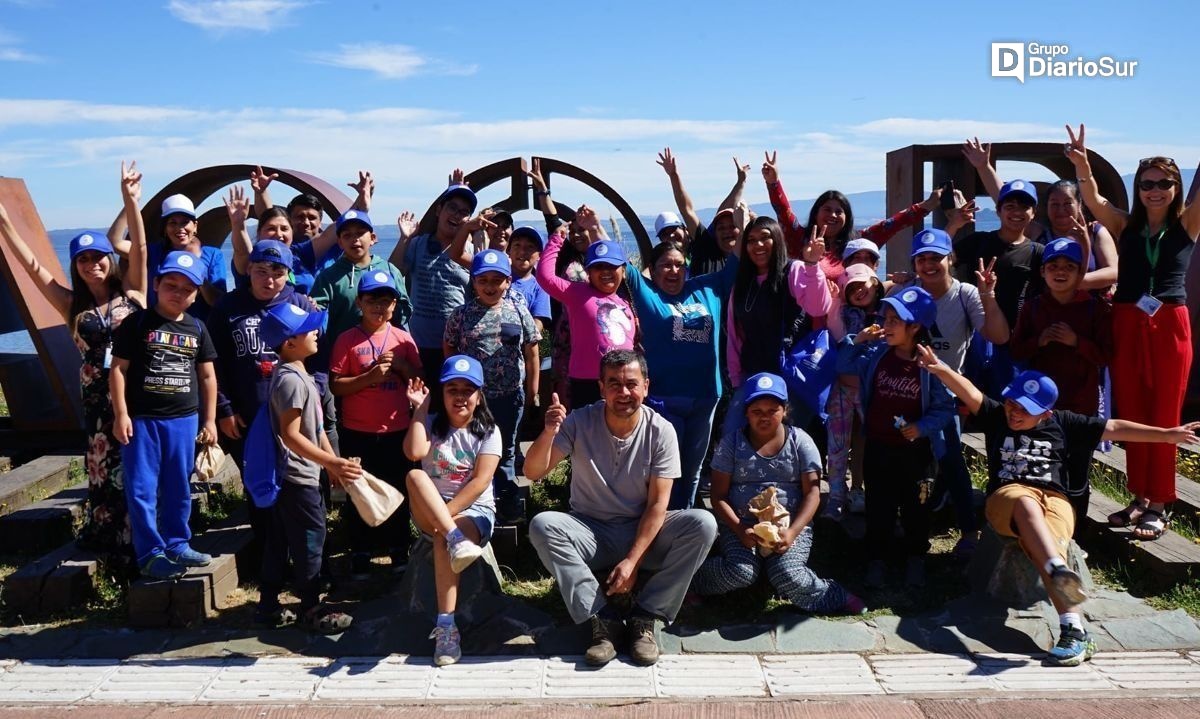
[[1065, 124, 1200, 540], [0, 162, 147, 567]]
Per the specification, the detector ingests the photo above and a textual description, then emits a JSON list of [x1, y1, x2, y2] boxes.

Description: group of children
[[1, 135, 1196, 669]]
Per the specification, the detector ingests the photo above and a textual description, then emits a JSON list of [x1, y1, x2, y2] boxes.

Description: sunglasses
[[1138, 179, 1177, 191], [1139, 156, 1177, 167]]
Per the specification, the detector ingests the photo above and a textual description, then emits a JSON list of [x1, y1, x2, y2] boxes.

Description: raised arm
[[656, 147, 701, 237], [523, 392, 568, 481], [1183, 159, 1200, 241], [1080, 221, 1119, 291], [718, 157, 751, 212], [1103, 419, 1200, 445], [250, 165, 278, 218], [120, 161, 148, 302], [402, 378, 433, 462], [0, 197, 73, 319], [448, 215, 493, 270], [107, 210, 131, 256], [860, 188, 939, 246], [789, 229, 833, 316], [225, 186, 254, 277], [975, 258, 1010, 344], [309, 170, 372, 261], [1064, 124, 1128, 238], [962, 138, 1002, 203], [916, 344, 984, 415], [762, 150, 807, 257]]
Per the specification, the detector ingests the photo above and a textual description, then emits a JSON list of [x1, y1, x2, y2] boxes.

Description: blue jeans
[[939, 415, 979, 534], [488, 390, 524, 507], [121, 414, 198, 566], [650, 394, 719, 510]]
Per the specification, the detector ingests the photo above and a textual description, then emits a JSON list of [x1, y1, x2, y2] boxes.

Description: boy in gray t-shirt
[[257, 303, 361, 634]]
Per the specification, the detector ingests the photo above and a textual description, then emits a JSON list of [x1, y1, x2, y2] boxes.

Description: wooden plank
[[0, 455, 74, 517], [3, 541, 98, 614], [1095, 445, 1200, 517], [0, 485, 87, 552]]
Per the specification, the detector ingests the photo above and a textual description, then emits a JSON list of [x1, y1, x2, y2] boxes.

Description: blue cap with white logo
[[998, 179, 1038, 208], [439, 184, 478, 213], [1043, 237, 1084, 265], [1002, 370, 1059, 414], [744, 372, 789, 404], [472, 249, 512, 277], [357, 269, 402, 298], [249, 239, 294, 268], [881, 286, 938, 327], [510, 226, 544, 250], [909, 228, 953, 258], [585, 240, 627, 268], [157, 250, 206, 286], [440, 354, 484, 388], [69, 232, 115, 259], [336, 209, 373, 233], [260, 302, 326, 349]]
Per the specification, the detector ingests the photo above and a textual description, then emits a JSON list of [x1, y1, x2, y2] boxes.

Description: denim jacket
[[834, 336, 954, 459]]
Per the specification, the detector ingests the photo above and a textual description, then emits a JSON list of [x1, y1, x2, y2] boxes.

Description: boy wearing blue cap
[[917, 350, 1200, 665], [330, 270, 422, 576], [110, 251, 220, 580], [444, 249, 541, 522], [310, 209, 411, 371], [836, 286, 955, 589], [258, 302, 361, 632], [1010, 237, 1113, 523]]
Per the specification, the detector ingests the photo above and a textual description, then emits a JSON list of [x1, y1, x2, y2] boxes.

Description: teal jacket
[[310, 255, 412, 370]]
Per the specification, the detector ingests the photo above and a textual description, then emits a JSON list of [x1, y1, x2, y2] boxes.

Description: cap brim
[[439, 371, 482, 387], [1001, 385, 1051, 414], [745, 389, 787, 405], [292, 310, 326, 337], [442, 187, 478, 211], [510, 228, 543, 248], [162, 210, 196, 221], [358, 285, 401, 298], [337, 219, 373, 233], [879, 297, 915, 322], [998, 190, 1038, 207], [158, 269, 204, 286], [910, 245, 949, 258], [586, 257, 624, 268], [656, 223, 685, 236]]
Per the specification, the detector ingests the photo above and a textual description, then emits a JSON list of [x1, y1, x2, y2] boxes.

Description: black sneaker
[[585, 615, 623, 666]]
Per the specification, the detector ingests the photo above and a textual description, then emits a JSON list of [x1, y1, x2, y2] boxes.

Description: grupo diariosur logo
[[991, 42, 1138, 83]]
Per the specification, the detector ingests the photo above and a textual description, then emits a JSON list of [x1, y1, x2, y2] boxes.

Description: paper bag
[[345, 469, 405, 527], [193, 443, 227, 482]]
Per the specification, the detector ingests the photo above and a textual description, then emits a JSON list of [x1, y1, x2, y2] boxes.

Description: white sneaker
[[448, 537, 484, 574], [848, 489, 867, 514], [430, 624, 461, 666]]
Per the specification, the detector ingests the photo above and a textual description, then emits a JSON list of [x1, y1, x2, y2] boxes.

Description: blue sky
[[1, 0, 1197, 229]]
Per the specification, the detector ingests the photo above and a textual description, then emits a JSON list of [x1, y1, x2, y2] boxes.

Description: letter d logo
[[991, 42, 1025, 83]]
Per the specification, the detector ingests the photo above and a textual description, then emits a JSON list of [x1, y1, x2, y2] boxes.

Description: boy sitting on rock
[[915, 346, 1199, 666]]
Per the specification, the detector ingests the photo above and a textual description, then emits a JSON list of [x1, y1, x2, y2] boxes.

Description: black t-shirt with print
[[953, 230, 1044, 332], [977, 396, 1106, 496], [113, 308, 218, 418]]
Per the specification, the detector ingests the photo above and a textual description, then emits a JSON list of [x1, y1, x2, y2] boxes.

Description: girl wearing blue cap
[[403, 356, 502, 666], [0, 161, 147, 566], [836, 286, 955, 588], [690, 372, 865, 615]]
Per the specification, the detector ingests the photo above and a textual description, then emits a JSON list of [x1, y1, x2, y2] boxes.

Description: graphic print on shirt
[[142, 326, 200, 393], [432, 443, 471, 487], [595, 300, 633, 349], [669, 301, 713, 344], [998, 434, 1053, 484]]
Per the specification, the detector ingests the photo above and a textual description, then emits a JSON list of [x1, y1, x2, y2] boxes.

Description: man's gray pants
[[528, 509, 718, 624]]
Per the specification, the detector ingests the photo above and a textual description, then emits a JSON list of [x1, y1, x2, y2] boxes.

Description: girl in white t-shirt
[[404, 355, 501, 667]]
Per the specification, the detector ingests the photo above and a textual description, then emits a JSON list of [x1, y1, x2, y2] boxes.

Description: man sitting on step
[[915, 345, 1200, 666], [523, 349, 717, 667]]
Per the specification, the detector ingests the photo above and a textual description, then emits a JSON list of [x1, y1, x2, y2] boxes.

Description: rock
[[966, 527, 1092, 607], [1097, 609, 1200, 650], [394, 537, 506, 626]]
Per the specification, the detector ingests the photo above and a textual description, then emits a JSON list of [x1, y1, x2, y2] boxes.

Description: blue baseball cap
[[69, 232, 115, 259], [998, 179, 1038, 208], [1043, 237, 1084, 265], [472, 248, 511, 277], [248, 239, 294, 268], [261, 302, 326, 349], [910, 228, 953, 258], [335, 209, 373, 233], [510, 226, 544, 250], [157, 250, 206, 286], [1003, 370, 1059, 414], [439, 183, 478, 213], [744, 372, 788, 404], [585, 240, 627, 268], [881, 286, 938, 327], [357, 269, 402, 298], [440, 354, 484, 388]]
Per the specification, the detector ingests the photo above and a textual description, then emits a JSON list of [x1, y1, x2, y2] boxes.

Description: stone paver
[[1091, 652, 1200, 690], [542, 657, 655, 698], [762, 653, 883, 696], [314, 656, 431, 701], [775, 617, 877, 653], [677, 625, 775, 653], [1099, 610, 1200, 651], [654, 654, 766, 697], [198, 657, 327, 702]]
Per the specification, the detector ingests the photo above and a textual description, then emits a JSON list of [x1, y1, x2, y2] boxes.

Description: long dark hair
[[1128, 157, 1185, 232], [733, 217, 789, 307], [256, 206, 291, 238], [67, 256, 126, 339], [805, 190, 854, 255], [431, 387, 496, 442]]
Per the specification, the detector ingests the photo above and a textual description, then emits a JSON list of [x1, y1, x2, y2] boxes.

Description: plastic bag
[[345, 465, 405, 527]]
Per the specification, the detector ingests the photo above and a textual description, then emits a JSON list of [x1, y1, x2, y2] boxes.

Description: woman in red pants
[[1065, 124, 1200, 539]]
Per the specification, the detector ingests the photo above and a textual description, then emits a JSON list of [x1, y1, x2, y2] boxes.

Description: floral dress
[[74, 294, 140, 564]]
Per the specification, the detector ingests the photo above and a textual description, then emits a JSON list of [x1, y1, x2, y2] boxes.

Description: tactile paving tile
[[973, 653, 1114, 692], [199, 656, 328, 702], [90, 658, 224, 702], [426, 656, 544, 700], [542, 656, 655, 698], [315, 656, 432, 701], [1090, 651, 1200, 690], [869, 653, 996, 694], [762, 653, 883, 695], [0, 659, 118, 703], [654, 654, 766, 697]]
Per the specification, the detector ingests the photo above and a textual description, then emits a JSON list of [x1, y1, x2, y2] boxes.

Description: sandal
[[304, 605, 353, 635], [1132, 509, 1168, 540], [1108, 500, 1147, 528]]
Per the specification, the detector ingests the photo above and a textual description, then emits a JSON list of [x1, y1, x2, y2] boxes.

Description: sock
[[1060, 612, 1083, 631], [446, 528, 465, 545], [437, 612, 455, 628], [1044, 557, 1068, 575]]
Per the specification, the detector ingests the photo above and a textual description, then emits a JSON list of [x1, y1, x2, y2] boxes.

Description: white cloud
[[166, 0, 306, 31], [0, 99, 201, 127], [308, 43, 476, 79], [850, 118, 1065, 143], [0, 26, 41, 62]]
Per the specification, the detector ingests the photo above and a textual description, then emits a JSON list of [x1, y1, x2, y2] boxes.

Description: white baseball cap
[[161, 194, 196, 220]]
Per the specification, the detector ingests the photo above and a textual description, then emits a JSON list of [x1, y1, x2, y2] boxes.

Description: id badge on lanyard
[[1139, 226, 1167, 316], [103, 343, 113, 369]]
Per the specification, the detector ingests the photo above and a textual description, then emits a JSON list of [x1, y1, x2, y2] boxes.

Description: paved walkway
[[2, 650, 1200, 704]]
